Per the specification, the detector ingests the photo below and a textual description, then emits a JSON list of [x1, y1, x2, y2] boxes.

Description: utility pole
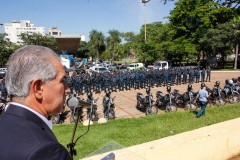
[[141, 0, 150, 43]]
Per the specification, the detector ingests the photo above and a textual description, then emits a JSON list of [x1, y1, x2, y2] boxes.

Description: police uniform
[[206, 67, 211, 82], [195, 68, 200, 83], [201, 69, 206, 82]]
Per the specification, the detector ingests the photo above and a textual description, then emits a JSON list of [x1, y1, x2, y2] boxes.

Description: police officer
[[103, 74, 111, 93], [111, 75, 118, 92], [119, 74, 125, 91], [1, 83, 7, 100], [194, 83, 211, 118], [135, 71, 141, 89], [170, 68, 175, 86], [182, 67, 188, 84], [125, 73, 131, 90], [189, 67, 194, 84], [85, 75, 92, 93], [206, 67, 211, 82], [156, 70, 162, 87], [130, 71, 135, 88], [201, 68, 206, 82], [149, 70, 154, 87], [176, 68, 182, 85], [94, 74, 102, 93], [163, 68, 168, 86], [195, 68, 200, 83]]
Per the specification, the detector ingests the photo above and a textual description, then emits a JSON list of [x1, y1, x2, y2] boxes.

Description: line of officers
[[66, 66, 211, 95]]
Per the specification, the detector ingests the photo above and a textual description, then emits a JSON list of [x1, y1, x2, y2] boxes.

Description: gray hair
[[5, 45, 61, 100]]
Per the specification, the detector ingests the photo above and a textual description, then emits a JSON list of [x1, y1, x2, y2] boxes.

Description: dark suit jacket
[[0, 104, 72, 160]]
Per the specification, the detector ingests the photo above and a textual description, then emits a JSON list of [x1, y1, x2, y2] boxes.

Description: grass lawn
[[53, 103, 240, 159]]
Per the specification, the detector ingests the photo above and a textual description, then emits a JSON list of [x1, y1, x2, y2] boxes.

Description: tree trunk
[[234, 43, 238, 70]]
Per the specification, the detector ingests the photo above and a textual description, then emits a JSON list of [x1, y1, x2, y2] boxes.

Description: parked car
[[95, 62, 103, 67], [103, 61, 111, 68], [0, 68, 7, 79], [108, 64, 118, 71], [146, 65, 154, 71], [116, 66, 129, 73], [86, 62, 93, 69], [127, 63, 144, 70], [91, 67, 109, 73]]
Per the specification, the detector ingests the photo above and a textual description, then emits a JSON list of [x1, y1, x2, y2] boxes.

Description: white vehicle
[[89, 64, 97, 71], [127, 63, 144, 70], [92, 62, 102, 67], [146, 65, 154, 71], [103, 61, 111, 68], [154, 61, 169, 70], [91, 66, 109, 73]]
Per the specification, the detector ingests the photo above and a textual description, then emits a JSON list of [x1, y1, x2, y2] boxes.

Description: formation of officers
[[66, 66, 211, 95]]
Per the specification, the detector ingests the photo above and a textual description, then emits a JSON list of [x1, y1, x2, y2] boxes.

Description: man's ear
[[30, 79, 43, 99]]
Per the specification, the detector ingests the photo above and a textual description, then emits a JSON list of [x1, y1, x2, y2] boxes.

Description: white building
[[49, 27, 61, 36], [4, 20, 45, 44], [80, 34, 85, 41], [48, 27, 85, 41]]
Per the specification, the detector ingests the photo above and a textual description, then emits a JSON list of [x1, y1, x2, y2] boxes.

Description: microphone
[[66, 96, 92, 109]]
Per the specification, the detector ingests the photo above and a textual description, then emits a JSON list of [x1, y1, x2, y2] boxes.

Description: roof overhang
[[54, 35, 81, 54]]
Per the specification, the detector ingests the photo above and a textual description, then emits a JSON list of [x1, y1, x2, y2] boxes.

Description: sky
[[0, 0, 176, 41]]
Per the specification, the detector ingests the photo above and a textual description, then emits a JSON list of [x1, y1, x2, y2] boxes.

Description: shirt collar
[[11, 102, 53, 130]]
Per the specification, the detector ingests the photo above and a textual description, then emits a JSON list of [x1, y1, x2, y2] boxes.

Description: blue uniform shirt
[[197, 89, 208, 102]]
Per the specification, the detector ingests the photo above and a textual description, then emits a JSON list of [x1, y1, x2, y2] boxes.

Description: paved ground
[[62, 71, 240, 123]]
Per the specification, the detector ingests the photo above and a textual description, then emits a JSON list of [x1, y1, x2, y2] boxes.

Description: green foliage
[[106, 29, 122, 62], [77, 41, 90, 58], [54, 103, 240, 159], [18, 32, 58, 50], [199, 22, 234, 55], [121, 32, 135, 43], [169, 0, 232, 40], [89, 29, 106, 61], [0, 33, 17, 67]]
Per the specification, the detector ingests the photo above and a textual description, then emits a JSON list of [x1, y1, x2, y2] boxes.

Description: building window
[[52, 32, 58, 35]]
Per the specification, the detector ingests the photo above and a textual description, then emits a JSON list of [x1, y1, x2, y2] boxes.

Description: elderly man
[[0, 45, 72, 159]]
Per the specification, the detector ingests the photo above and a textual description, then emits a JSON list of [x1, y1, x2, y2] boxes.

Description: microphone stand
[[67, 106, 83, 159]]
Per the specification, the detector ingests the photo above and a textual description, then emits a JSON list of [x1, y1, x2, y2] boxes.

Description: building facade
[[49, 27, 61, 36], [49, 27, 85, 41], [4, 20, 45, 44]]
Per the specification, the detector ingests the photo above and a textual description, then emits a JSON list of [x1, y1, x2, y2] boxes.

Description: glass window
[[52, 32, 58, 35], [154, 62, 161, 67], [162, 63, 167, 68]]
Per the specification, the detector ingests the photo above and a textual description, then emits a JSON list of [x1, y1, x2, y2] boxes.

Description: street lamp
[[140, 0, 150, 43]]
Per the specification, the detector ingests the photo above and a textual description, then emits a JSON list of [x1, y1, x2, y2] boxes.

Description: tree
[[231, 15, 240, 69], [18, 32, 57, 50], [106, 30, 122, 62], [168, 0, 233, 42], [122, 32, 136, 43], [77, 41, 90, 58], [0, 33, 17, 67], [199, 22, 234, 68], [89, 29, 105, 61]]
